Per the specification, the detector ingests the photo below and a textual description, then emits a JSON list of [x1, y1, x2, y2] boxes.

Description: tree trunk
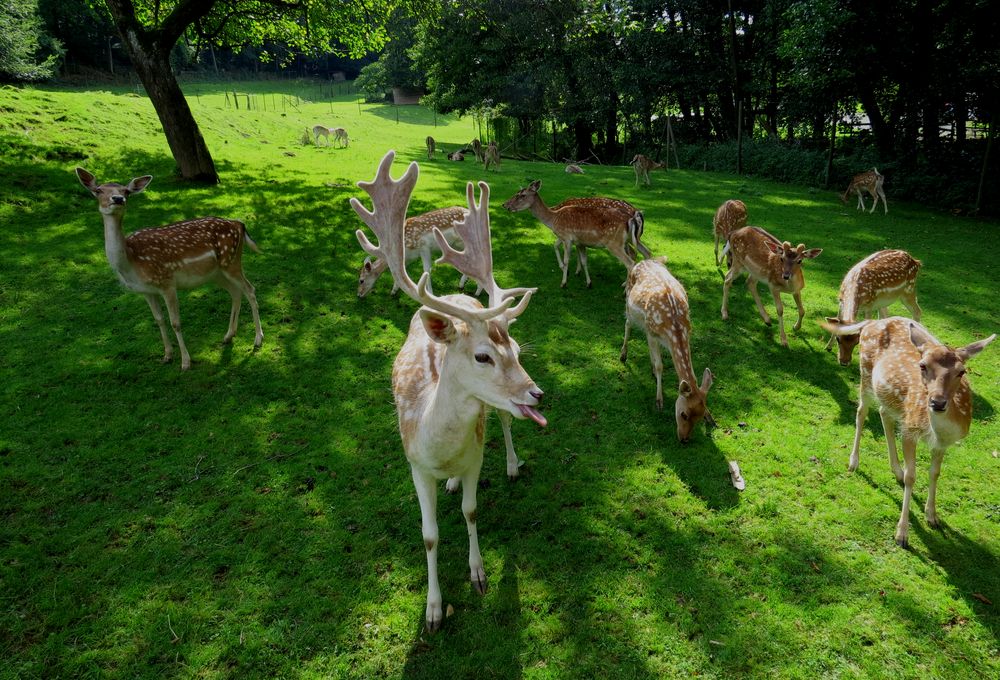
[[574, 120, 594, 162]]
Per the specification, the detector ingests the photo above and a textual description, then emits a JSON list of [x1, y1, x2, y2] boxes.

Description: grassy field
[[1, 78, 998, 679]]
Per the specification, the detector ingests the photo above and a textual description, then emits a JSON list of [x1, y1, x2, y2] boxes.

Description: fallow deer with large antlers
[[824, 249, 922, 365], [842, 168, 887, 214], [503, 180, 652, 288], [721, 226, 822, 346], [352, 151, 545, 633], [823, 317, 994, 548], [712, 199, 747, 267], [76, 168, 263, 371], [620, 258, 715, 441], [631, 154, 665, 187]]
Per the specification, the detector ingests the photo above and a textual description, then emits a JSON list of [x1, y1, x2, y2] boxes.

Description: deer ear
[[362, 257, 373, 272], [700, 368, 713, 394], [956, 334, 996, 362], [76, 168, 99, 194], [909, 322, 942, 351], [420, 309, 457, 344], [528, 180, 541, 191], [126, 175, 152, 194], [679, 380, 694, 397], [802, 248, 823, 259], [765, 240, 781, 254]]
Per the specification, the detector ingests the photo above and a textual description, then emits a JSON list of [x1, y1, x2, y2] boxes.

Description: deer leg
[[849, 388, 872, 471], [646, 332, 664, 411], [559, 241, 571, 287], [220, 278, 243, 344], [162, 288, 192, 370], [223, 270, 263, 349], [771, 289, 788, 346], [144, 293, 173, 363], [895, 436, 918, 548], [411, 466, 443, 632], [902, 291, 922, 322], [880, 407, 904, 485], [721, 266, 738, 321], [749, 278, 772, 326], [879, 188, 888, 214], [552, 239, 565, 275], [714, 234, 721, 267], [460, 458, 487, 595], [869, 191, 878, 214], [856, 193, 865, 211], [574, 243, 584, 274], [620, 317, 631, 363], [577, 246, 592, 287], [792, 291, 805, 331], [925, 447, 945, 528], [879, 307, 889, 319], [497, 410, 521, 480]]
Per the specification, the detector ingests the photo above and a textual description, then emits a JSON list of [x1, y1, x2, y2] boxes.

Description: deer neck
[[413, 355, 487, 462], [664, 325, 699, 390], [101, 211, 135, 276], [527, 195, 561, 235]]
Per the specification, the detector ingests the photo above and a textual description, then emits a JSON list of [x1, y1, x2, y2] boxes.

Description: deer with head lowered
[[75, 168, 262, 371], [620, 257, 715, 441], [631, 154, 665, 187], [842, 168, 887, 214], [712, 199, 747, 267], [503, 180, 652, 288], [721, 226, 822, 346], [823, 317, 994, 548], [352, 151, 545, 633], [824, 249, 922, 365]]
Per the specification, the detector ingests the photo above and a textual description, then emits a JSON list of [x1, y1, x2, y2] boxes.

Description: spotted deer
[[824, 250, 922, 365], [75, 168, 263, 371], [425, 136, 435, 159], [503, 180, 652, 288], [470, 138, 484, 163], [565, 164, 584, 174], [721, 226, 822, 346], [823, 317, 994, 548], [448, 151, 465, 161], [352, 151, 544, 633], [842, 168, 887, 214], [712, 199, 747, 266], [620, 258, 715, 441], [484, 141, 501, 171], [312, 125, 334, 145], [631, 154, 665, 187]]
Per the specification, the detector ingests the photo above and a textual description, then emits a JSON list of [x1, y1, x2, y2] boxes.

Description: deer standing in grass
[[352, 151, 545, 633], [824, 250, 922, 365], [470, 138, 484, 163], [712, 199, 747, 266], [631, 154, 665, 187], [823, 317, 994, 548], [484, 141, 501, 171], [721, 226, 822, 346], [425, 136, 435, 159], [503, 180, 652, 288], [620, 258, 715, 441], [75, 168, 263, 371], [842, 168, 887, 214]]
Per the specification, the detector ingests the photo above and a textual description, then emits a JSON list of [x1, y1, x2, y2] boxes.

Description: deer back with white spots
[[841, 167, 888, 214], [351, 151, 545, 633], [823, 317, 994, 548], [721, 226, 822, 347], [502, 179, 651, 288], [712, 199, 747, 266], [75, 168, 263, 371], [824, 249, 922, 365], [621, 258, 715, 441]]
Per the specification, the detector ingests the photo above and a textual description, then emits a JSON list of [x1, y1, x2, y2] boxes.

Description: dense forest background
[[3, 0, 998, 213]]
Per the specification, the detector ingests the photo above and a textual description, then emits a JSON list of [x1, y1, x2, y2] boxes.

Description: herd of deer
[[75, 156, 992, 633]]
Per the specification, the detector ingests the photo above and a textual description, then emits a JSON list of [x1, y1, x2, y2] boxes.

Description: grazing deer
[[824, 250, 922, 365], [712, 199, 747, 266], [425, 136, 436, 159], [357, 206, 479, 298], [470, 138, 484, 163], [842, 168, 887, 214], [312, 125, 333, 146], [631, 154, 665, 187], [620, 258, 715, 441], [448, 151, 465, 161], [484, 141, 501, 171], [75, 168, 263, 371], [721, 226, 822, 346], [333, 127, 349, 148], [823, 317, 994, 548], [352, 151, 544, 633], [565, 164, 584, 174], [503, 180, 652, 288]]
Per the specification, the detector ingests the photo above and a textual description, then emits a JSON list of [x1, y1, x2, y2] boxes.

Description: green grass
[[1, 78, 999, 679]]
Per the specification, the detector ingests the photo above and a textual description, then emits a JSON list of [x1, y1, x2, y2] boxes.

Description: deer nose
[[112, 195, 125, 205], [782, 272, 790, 280], [529, 388, 544, 401], [930, 398, 948, 412]]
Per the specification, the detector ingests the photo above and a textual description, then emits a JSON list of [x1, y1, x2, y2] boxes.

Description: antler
[[433, 181, 535, 311], [352, 152, 517, 325]]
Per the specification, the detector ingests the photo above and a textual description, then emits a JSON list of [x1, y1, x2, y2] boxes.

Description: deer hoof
[[471, 568, 488, 595], [926, 515, 941, 529], [425, 610, 443, 634], [445, 477, 460, 494], [619, 351, 628, 363], [895, 535, 909, 550]]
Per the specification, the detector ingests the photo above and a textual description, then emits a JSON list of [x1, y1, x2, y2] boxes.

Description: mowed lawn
[[1, 79, 998, 679]]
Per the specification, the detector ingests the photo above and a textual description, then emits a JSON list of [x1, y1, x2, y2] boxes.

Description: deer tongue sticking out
[[516, 403, 547, 426]]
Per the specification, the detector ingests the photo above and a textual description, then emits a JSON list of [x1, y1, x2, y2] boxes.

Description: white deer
[[351, 151, 545, 632], [841, 168, 888, 214], [620, 258, 715, 441], [313, 125, 349, 148], [503, 180, 652, 288], [721, 226, 822, 346], [75, 168, 263, 370], [824, 249, 922, 365], [824, 317, 994, 547]]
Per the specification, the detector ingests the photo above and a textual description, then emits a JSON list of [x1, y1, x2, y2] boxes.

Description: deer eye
[[475, 352, 493, 365], [919, 363, 927, 373], [957, 369, 966, 377], [680, 412, 689, 421]]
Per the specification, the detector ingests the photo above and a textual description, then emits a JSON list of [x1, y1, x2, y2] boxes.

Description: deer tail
[[243, 227, 261, 253]]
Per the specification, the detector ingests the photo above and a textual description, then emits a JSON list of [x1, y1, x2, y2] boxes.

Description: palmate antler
[[434, 181, 535, 311], [351, 151, 518, 324]]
